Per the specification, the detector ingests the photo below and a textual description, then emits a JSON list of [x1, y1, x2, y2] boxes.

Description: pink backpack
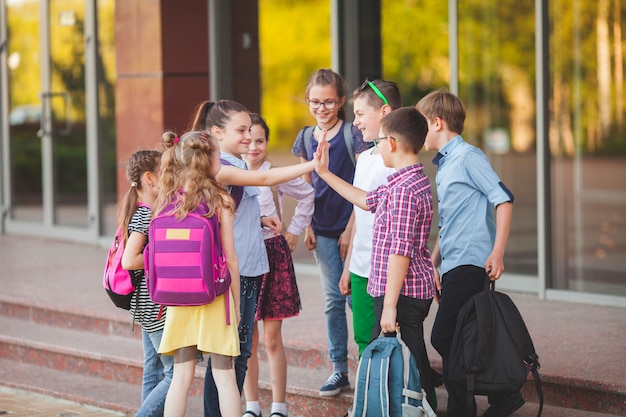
[[102, 203, 149, 310], [144, 201, 231, 314]]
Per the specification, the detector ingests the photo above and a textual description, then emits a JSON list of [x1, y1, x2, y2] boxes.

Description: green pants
[[351, 272, 375, 357]]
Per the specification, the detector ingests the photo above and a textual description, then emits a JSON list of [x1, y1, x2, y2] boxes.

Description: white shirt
[[349, 147, 395, 277]]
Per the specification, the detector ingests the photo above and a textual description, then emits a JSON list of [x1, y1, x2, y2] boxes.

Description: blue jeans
[[136, 328, 173, 417], [315, 235, 349, 374], [204, 276, 260, 417]]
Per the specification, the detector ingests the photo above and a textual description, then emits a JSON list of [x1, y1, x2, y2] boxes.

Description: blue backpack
[[349, 332, 436, 417]]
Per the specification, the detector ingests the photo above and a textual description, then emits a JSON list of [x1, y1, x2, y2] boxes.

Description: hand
[[283, 231, 298, 252], [337, 229, 351, 261], [339, 270, 351, 296], [313, 129, 330, 175], [380, 306, 398, 333], [261, 216, 282, 234], [433, 268, 442, 304], [485, 251, 505, 280], [304, 225, 316, 251]]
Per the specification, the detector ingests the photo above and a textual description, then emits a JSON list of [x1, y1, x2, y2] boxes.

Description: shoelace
[[327, 373, 343, 384]]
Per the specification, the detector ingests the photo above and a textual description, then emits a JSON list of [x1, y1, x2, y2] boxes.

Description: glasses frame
[[359, 80, 389, 106], [307, 99, 340, 110], [372, 135, 399, 148]]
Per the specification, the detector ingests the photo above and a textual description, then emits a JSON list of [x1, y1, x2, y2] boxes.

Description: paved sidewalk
[[0, 234, 625, 416], [0, 385, 124, 416]]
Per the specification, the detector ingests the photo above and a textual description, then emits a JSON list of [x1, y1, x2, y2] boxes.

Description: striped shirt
[[365, 164, 435, 299], [128, 205, 166, 333]]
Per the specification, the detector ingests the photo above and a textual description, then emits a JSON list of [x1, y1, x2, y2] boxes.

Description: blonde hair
[[154, 131, 234, 219]]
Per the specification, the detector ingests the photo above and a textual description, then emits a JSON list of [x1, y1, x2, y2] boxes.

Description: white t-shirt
[[349, 147, 395, 277]]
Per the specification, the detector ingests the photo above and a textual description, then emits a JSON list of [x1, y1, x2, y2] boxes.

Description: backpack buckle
[[524, 354, 540, 370]]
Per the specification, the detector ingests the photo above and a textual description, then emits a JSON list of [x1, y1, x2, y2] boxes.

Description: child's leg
[[243, 321, 260, 401], [163, 345, 197, 417], [393, 295, 436, 409], [350, 273, 375, 357], [140, 328, 161, 402], [263, 319, 287, 403], [212, 353, 241, 417]]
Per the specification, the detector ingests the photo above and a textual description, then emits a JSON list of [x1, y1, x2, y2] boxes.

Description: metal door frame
[[0, 0, 102, 244]]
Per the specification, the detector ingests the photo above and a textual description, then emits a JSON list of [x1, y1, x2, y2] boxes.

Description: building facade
[[0, 0, 624, 307]]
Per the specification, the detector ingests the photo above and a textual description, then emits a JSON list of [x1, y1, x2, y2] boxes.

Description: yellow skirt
[[158, 290, 240, 357]]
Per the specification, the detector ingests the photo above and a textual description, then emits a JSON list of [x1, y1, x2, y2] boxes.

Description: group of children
[[116, 67, 518, 417]]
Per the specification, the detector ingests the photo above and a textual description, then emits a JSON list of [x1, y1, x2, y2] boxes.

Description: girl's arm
[[278, 177, 314, 237], [121, 232, 147, 271], [217, 161, 315, 187], [219, 208, 240, 323], [299, 157, 313, 184]]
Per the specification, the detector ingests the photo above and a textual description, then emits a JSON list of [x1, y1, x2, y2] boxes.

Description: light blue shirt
[[221, 152, 269, 277], [433, 136, 514, 275]]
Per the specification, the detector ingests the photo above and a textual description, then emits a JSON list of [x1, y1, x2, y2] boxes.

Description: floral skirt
[[255, 234, 302, 321]]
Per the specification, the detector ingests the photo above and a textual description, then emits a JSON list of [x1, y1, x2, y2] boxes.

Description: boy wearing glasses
[[416, 89, 516, 417], [314, 106, 437, 409]]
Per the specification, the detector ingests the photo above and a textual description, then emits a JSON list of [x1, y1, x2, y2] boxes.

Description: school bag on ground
[[102, 203, 149, 310], [349, 331, 437, 417], [448, 279, 544, 417], [144, 201, 231, 317]]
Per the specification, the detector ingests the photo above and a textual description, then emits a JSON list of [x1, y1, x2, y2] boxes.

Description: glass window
[[457, 0, 538, 276], [549, 0, 626, 296]]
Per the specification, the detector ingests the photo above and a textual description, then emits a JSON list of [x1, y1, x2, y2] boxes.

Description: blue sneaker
[[319, 372, 349, 397]]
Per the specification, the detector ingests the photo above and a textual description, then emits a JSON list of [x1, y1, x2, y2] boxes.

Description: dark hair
[[351, 79, 402, 110], [117, 150, 162, 242], [305, 69, 348, 120], [415, 88, 466, 134], [190, 99, 249, 131], [249, 112, 270, 142], [380, 107, 428, 154]]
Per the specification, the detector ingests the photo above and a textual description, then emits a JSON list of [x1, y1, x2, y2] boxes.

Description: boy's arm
[[380, 254, 410, 333], [486, 201, 513, 280], [314, 135, 368, 210], [339, 217, 357, 295], [431, 236, 442, 303]]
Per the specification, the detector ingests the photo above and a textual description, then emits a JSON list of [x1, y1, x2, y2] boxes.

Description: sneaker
[[482, 392, 525, 417], [319, 372, 350, 397]]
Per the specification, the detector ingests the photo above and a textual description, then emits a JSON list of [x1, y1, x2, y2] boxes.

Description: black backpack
[[449, 279, 544, 417]]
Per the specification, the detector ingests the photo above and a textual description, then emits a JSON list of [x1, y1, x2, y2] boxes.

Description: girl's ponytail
[[117, 150, 162, 242]]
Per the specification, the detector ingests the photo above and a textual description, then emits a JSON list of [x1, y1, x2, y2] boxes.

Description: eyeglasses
[[359, 80, 389, 106], [372, 135, 398, 148], [308, 100, 340, 110]]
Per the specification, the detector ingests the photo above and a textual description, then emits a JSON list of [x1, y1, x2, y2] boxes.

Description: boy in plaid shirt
[[314, 106, 436, 406]]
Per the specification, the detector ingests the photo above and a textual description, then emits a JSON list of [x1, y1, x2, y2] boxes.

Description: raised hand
[[314, 129, 330, 175]]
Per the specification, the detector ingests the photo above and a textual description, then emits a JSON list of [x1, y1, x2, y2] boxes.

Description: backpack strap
[[220, 158, 244, 209], [492, 290, 544, 417], [303, 122, 356, 166]]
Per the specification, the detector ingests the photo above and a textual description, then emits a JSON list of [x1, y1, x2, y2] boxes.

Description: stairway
[[0, 296, 623, 417], [0, 298, 355, 416], [0, 234, 624, 416]]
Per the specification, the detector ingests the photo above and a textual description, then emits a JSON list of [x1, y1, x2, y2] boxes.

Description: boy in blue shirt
[[416, 89, 517, 417]]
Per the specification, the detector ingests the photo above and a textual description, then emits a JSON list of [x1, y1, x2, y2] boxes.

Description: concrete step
[[0, 298, 623, 416], [0, 358, 204, 416]]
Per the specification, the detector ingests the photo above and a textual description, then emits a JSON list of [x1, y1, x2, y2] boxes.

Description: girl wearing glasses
[[291, 68, 370, 397]]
